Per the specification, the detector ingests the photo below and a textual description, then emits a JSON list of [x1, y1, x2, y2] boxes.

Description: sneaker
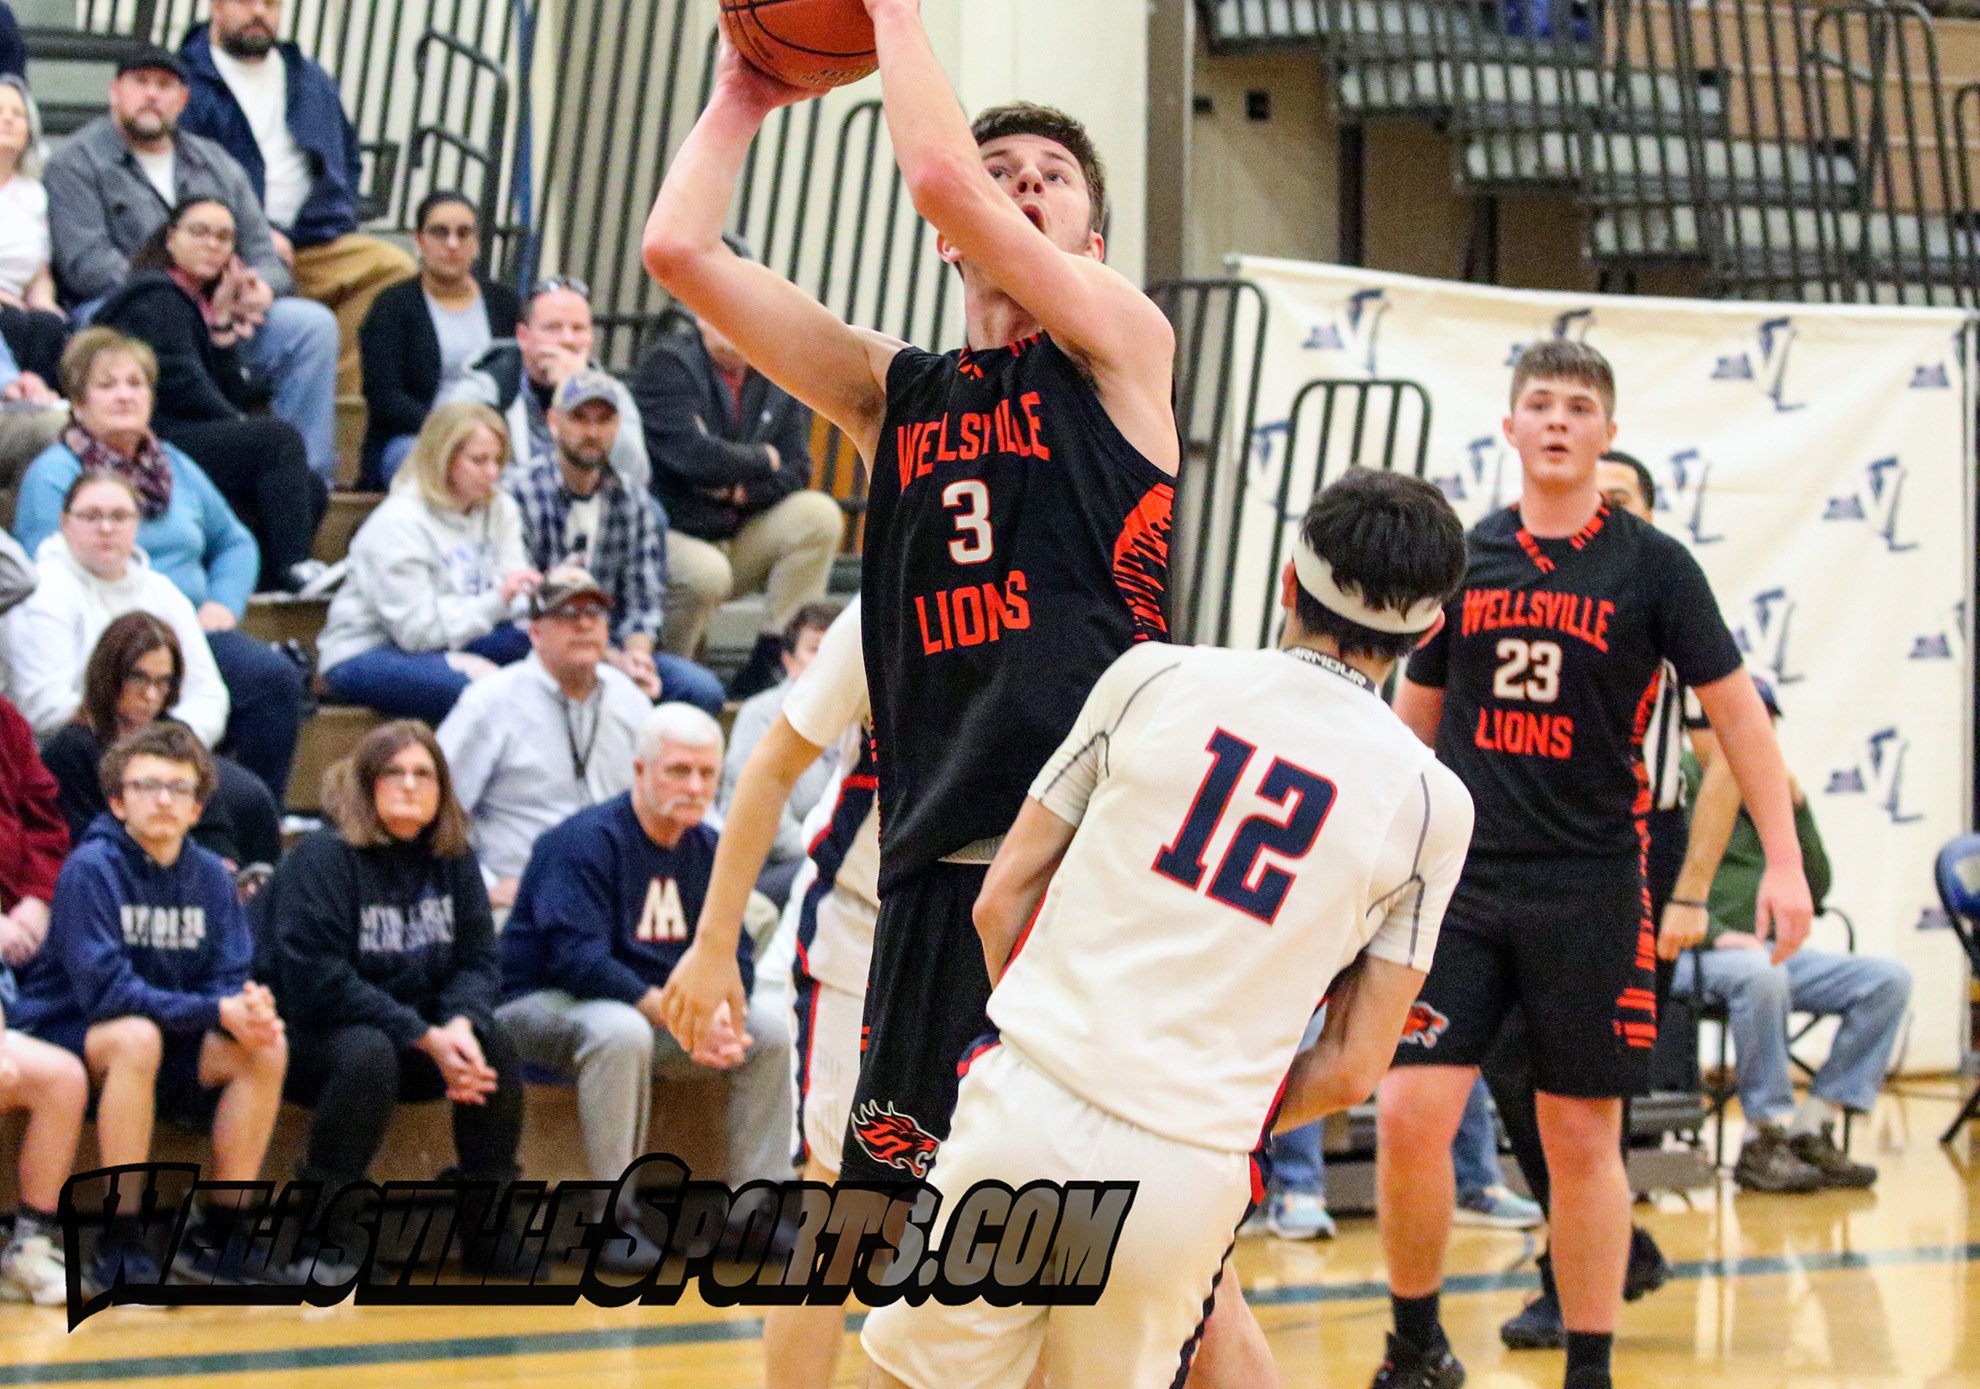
[[294, 558, 348, 599], [170, 1221, 308, 1287], [1265, 1191, 1336, 1241], [1733, 1125, 1824, 1193], [1623, 1225, 1670, 1301], [1788, 1125, 1877, 1189], [1500, 1253, 1564, 1350], [1453, 1184, 1544, 1229], [0, 1226, 67, 1305], [81, 1236, 165, 1299], [1370, 1331, 1465, 1389], [1237, 1202, 1272, 1237]]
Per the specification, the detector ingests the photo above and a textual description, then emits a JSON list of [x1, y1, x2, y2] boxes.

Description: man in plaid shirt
[[508, 371, 725, 716]]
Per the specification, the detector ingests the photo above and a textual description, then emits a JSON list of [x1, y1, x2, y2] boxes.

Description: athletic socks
[[1392, 1290, 1443, 1349], [1788, 1095, 1841, 1138], [1564, 1330, 1614, 1386]]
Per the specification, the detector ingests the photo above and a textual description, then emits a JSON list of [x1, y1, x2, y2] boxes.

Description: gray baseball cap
[[553, 369, 621, 415]]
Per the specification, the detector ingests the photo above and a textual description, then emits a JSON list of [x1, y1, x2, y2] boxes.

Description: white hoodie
[[3, 533, 229, 745]]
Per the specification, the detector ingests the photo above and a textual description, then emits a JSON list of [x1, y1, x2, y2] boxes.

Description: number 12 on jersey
[[1153, 729, 1336, 925]]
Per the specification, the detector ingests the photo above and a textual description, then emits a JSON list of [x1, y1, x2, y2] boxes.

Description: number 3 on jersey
[[943, 479, 993, 563], [1153, 729, 1336, 925], [1493, 637, 1561, 702]]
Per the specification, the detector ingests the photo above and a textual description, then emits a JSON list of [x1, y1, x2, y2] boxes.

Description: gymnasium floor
[[1, 1081, 1975, 1388]]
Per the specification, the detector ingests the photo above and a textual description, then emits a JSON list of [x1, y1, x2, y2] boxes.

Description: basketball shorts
[[838, 862, 993, 1187], [860, 1044, 1251, 1389], [38, 1016, 219, 1127], [1390, 853, 1657, 1098], [791, 966, 862, 1176]]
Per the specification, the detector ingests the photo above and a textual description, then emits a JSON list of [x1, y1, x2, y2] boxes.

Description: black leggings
[[159, 416, 327, 591], [284, 1019, 525, 1190]]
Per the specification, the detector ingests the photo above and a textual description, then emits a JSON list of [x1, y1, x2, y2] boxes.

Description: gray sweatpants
[[495, 989, 795, 1186]]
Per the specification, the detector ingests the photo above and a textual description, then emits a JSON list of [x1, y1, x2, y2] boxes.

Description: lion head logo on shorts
[[1399, 1001, 1450, 1048], [851, 1102, 940, 1177]]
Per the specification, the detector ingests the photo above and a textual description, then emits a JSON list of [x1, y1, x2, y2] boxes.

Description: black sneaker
[[1370, 1331, 1465, 1388], [1623, 1225, 1670, 1301], [1500, 1253, 1564, 1350], [1733, 1125, 1824, 1193], [1787, 1126, 1877, 1189]]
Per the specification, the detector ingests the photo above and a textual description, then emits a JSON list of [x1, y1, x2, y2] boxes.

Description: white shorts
[[792, 969, 862, 1176], [860, 1044, 1251, 1389]]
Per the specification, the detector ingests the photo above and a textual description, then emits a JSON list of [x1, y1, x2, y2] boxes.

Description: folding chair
[[1931, 833, 1980, 1144]]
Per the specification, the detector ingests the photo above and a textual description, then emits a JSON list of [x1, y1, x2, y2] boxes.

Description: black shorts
[[1391, 854, 1657, 1098], [40, 1017, 218, 1128], [837, 861, 993, 1186]]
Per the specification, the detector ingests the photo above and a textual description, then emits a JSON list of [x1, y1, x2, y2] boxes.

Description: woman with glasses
[[359, 191, 519, 488], [316, 401, 539, 723], [38, 611, 281, 870], [92, 198, 326, 591], [262, 720, 526, 1250], [12, 329, 306, 801]]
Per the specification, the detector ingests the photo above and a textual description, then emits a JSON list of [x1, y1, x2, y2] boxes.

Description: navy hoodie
[[11, 814, 250, 1041], [501, 794, 752, 1005], [266, 829, 499, 1048]]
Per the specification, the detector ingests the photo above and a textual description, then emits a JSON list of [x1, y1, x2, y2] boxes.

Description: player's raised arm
[[861, 0, 1177, 467], [1692, 671, 1812, 963], [643, 46, 902, 460]]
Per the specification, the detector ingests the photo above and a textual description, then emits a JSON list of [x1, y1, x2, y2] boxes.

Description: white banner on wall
[[1227, 256, 1975, 1074]]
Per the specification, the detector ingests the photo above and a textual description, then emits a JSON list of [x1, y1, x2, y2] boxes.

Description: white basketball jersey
[[989, 642, 1474, 1153], [783, 597, 880, 996]]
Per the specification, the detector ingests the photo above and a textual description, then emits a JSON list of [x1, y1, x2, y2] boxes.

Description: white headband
[[1291, 537, 1444, 635]]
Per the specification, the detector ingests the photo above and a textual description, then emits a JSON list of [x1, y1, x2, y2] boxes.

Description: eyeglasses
[[122, 777, 198, 802], [176, 222, 235, 245], [121, 672, 175, 695], [420, 223, 479, 243], [68, 508, 139, 528], [378, 766, 439, 786], [532, 274, 589, 299]]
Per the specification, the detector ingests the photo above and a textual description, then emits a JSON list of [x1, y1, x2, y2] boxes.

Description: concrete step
[[1581, 133, 1856, 204], [1590, 202, 1976, 275]]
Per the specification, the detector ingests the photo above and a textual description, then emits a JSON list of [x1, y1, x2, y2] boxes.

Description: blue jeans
[[1268, 1008, 1328, 1197], [1452, 1075, 1506, 1195], [241, 298, 339, 482], [652, 650, 726, 717], [1674, 946, 1912, 1124], [206, 627, 305, 802], [322, 624, 530, 725], [379, 433, 418, 487]]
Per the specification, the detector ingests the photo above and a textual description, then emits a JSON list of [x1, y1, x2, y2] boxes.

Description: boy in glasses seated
[[9, 721, 288, 1290]]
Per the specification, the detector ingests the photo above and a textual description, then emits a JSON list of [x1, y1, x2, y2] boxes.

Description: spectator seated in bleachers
[[632, 305, 844, 698], [496, 704, 792, 1206], [0, 76, 68, 385], [6, 469, 229, 749], [359, 191, 519, 489], [716, 601, 840, 908], [439, 277, 650, 493], [8, 722, 287, 1290], [39, 612, 280, 872], [44, 46, 339, 481], [95, 201, 327, 590], [1673, 676, 1914, 1194], [178, 0, 415, 452], [437, 568, 653, 910], [262, 720, 525, 1267], [0, 687, 90, 1306], [13, 330, 306, 801], [509, 370, 723, 716], [0, 4, 21, 83], [316, 402, 537, 724]]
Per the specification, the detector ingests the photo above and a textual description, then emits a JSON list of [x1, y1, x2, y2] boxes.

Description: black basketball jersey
[[864, 334, 1174, 893], [1405, 503, 1741, 861]]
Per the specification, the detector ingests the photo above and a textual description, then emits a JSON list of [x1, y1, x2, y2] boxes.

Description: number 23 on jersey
[[1153, 729, 1337, 926]]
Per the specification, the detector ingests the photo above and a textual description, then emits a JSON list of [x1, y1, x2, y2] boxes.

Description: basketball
[[720, 0, 877, 92]]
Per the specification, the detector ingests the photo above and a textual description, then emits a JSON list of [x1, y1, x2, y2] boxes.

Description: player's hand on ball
[[1755, 861, 1814, 965], [1656, 902, 1708, 960], [714, 41, 815, 115]]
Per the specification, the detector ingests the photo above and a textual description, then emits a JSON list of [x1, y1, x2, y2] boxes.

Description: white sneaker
[[1265, 1192, 1337, 1241], [1454, 1184, 1545, 1229], [1, 1228, 68, 1306]]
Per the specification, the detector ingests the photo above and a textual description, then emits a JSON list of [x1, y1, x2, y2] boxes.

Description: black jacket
[[358, 275, 520, 480], [264, 828, 500, 1048], [38, 721, 276, 867], [95, 271, 267, 429], [630, 333, 813, 540]]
